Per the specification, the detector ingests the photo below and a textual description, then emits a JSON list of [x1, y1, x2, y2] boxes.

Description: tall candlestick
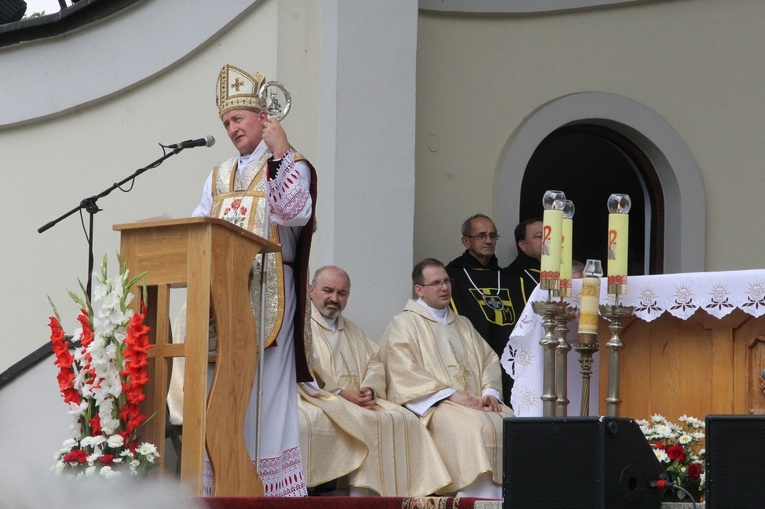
[[540, 190, 566, 291], [559, 200, 574, 297], [606, 193, 631, 295]]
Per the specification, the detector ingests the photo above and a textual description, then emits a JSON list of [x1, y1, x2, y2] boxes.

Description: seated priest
[[379, 258, 515, 499], [297, 266, 451, 496]]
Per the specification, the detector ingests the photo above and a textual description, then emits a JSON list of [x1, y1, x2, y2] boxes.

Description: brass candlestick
[[600, 298, 634, 417], [531, 295, 561, 417], [554, 303, 577, 416], [574, 332, 599, 416]]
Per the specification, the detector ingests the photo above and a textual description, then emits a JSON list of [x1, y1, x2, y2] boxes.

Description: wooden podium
[[114, 217, 280, 496]]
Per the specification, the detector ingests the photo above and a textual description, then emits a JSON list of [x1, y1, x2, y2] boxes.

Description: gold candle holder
[[531, 297, 561, 417], [574, 332, 599, 416], [554, 303, 577, 416], [600, 300, 634, 417]]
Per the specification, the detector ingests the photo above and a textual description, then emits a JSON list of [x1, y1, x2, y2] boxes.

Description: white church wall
[[415, 0, 765, 273]]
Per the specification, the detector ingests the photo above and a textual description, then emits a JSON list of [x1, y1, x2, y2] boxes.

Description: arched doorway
[[496, 92, 706, 274], [519, 124, 664, 276]]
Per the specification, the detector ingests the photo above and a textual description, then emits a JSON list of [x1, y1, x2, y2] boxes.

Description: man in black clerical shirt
[[445, 214, 528, 406], [505, 216, 543, 296]]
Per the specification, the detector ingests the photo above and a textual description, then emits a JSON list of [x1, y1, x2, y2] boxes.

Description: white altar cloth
[[501, 269, 765, 416]]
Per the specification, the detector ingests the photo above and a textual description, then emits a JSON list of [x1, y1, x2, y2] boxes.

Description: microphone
[[167, 135, 215, 150]]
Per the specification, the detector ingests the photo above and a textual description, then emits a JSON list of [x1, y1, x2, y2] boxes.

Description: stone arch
[[496, 91, 705, 273]]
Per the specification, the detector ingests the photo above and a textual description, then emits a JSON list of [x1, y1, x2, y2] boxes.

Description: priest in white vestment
[[173, 64, 316, 496], [298, 266, 451, 496], [380, 258, 515, 499]]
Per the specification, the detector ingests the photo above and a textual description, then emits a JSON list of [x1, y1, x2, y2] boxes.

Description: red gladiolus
[[89, 415, 102, 436], [49, 316, 81, 405], [687, 462, 702, 480], [666, 444, 686, 462], [77, 311, 94, 347]]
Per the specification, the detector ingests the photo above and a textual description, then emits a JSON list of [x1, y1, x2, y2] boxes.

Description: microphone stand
[[38, 146, 185, 301]]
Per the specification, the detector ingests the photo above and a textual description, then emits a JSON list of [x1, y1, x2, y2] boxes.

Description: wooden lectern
[[114, 217, 280, 496]]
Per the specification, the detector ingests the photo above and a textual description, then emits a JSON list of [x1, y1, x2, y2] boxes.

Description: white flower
[[130, 459, 140, 468], [61, 438, 78, 451], [99, 466, 121, 479], [678, 434, 692, 445], [137, 442, 159, 457], [654, 424, 673, 437], [80, 435, 106, 449], [85, 465, 97, 477], [651, 414, 666, 423], [653, 449, 670, 463], [107, 434, 124, 449]]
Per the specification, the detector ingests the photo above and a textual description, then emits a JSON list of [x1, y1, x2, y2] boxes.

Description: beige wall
[[1, 0, 420, 374], [1, 2, 280, 371], [415, 0, 764, 271]]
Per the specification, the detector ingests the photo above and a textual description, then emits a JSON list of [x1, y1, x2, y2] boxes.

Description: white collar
[[417, 298, 448, 325], [237, 140, 268, 170]]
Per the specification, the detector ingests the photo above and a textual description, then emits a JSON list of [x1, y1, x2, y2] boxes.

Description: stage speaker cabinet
[[706, 414, 765, 508], [503, 416, 664, 509]]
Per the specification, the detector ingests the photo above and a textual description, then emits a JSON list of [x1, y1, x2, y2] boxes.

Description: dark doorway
[[518, 125, 664, 276]]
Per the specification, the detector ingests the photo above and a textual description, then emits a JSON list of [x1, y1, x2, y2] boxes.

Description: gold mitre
[[216, 64, 266, 118]]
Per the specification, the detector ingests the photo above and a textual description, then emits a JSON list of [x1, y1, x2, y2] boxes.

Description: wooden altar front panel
[[598, 308, 765, 422]]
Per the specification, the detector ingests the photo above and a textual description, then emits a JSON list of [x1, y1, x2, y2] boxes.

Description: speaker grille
[[706, 415, 765, 508], [503, 416, 662, 509]]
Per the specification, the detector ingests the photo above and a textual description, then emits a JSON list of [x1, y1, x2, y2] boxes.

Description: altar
[[502, 269, 765, 420]]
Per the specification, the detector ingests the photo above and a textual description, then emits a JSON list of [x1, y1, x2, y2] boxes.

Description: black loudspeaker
[[503, 416, 664, 509], [705, 414, 765, 508], [0, 0, 27, 24]]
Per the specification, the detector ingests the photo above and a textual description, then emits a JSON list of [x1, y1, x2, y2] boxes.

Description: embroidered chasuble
[[380, 299, 515, 492], [298, 304, 451, 496], [211, 153, 287, 346]]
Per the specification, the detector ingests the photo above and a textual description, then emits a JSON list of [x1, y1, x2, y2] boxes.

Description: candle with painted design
[[606, 193, 631, 295], [559, 200, 575, 297], [578, 259, 603, 335], [540, 190, 566, 291]]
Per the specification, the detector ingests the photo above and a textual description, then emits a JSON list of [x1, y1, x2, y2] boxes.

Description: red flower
[[49, 316, 81, 405], [100, 454, 115, 465], [77, 310, 94, 346], [666, 444, 686, 462], [650, 441, 665, 450], [687, 463, 702, 480], [63, 449, 88, 463], [89, 414, 102, 436]]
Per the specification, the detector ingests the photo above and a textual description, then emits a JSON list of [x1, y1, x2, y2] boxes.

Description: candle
[[540, 190, 566, 291], [606, 193, 631, 295], [578, 259, 603, 335], [559, 200, 574, 297]]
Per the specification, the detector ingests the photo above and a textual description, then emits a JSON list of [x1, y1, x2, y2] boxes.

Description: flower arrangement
[[48, 255, 160, 478], [638, 414, 705, 503]]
